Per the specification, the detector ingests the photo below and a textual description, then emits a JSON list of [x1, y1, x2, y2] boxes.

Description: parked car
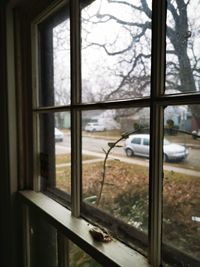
[[55, 128, 64, 142], [124, 134, 188, 162], [85, 122, 105, 132]]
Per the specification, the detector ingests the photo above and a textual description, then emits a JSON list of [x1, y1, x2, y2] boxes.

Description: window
[[132, 138, 142, 145], [143, 139, 149, 146], [30, 0, 200, 266]]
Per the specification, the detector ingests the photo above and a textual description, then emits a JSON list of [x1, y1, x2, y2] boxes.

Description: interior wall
[[0, 3, 23, 267], [0, 4, 13, 267]]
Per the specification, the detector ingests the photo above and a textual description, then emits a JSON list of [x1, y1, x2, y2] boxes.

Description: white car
[[85, 122, 105, 132], [55, 128, 64, 142], [124, 134, 188, 162]]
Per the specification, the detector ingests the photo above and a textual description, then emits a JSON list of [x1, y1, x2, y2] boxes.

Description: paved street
[[55, 134, 200, 177]]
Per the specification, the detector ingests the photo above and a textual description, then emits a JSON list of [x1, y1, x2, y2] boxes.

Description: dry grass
[[56, 154, 98, 164]]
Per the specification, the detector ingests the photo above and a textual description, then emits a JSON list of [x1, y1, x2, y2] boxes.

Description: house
[[83, 110, 120, 130]]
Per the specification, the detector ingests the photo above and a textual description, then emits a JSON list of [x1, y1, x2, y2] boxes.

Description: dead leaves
[[89, 226, 113, 243]]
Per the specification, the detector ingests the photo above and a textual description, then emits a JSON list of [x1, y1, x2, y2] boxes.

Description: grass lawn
[[57, 159, 200, 259], [166, 132, 200, 145], [56, 154, 98, 164], [83, 129, 121, 139]]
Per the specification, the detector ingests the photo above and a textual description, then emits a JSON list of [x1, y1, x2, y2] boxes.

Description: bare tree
[[81, 0, 200, 124], [82, 0, 152, 101], [53, 0, 200, 126], [53, 19, 71, 105]]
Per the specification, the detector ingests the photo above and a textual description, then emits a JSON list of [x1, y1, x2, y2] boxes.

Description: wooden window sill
[[19, 190, 151, 267]]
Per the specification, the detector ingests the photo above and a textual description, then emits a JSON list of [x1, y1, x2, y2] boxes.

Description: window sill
[[19, 190, 151, 267]]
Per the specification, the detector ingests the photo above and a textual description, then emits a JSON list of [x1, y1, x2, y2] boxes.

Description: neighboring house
[[117, 106, 193, 132], [58, 106, 194, 132], [118, 108, 150, 132], [164, 106, 192, 131], [83, 110, 120, 130]]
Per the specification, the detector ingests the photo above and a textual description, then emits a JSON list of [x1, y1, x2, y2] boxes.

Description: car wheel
[[163, 154, 168, 162], [126, 148, 133, 157]]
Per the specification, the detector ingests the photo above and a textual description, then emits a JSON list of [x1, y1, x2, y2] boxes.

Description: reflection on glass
[[162, 105, 200, 265], [40, 112, 71, 195], [165, 0, 200, 94], [69, 240, 102, 267], [82, 108, 149, 234], [81, 0, 152, 102]]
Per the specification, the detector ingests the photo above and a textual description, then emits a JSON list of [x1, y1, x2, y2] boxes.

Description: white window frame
[[26, 0, 200, 266]]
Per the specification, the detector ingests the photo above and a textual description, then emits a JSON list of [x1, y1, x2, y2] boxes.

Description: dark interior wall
[[0, 3, 23, 267], [0, 4, 12, 267]]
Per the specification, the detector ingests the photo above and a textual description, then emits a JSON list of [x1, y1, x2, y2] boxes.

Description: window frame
[[29, 0, 200, 266]]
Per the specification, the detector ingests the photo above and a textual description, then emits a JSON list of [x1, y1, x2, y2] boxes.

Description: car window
[[131, 137, 141, 144], [143, 138, 149, 146]]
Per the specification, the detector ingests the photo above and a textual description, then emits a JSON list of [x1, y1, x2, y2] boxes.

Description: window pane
[[82, 108, 149, 252], [40, 112, 71, 197], [39, 10, 70, 107], [162, 105, 200, 266], [81, 0, 152, 103], [165, 0, 200, 95], [30, 209, 58, 267], [68, 240, 102, 267]]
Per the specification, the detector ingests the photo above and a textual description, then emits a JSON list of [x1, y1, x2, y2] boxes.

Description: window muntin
[[165, 0, 200, 95], [162, 104, 200, 263], [81, 0, 152, 103]]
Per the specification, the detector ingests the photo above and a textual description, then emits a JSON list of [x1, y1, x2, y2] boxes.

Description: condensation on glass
[[165, 0, 200, 95], [162, 105, 200, 265], [81, 0, 152, 102], [82, 108, 150, 247], [39, 112, 71, 195]]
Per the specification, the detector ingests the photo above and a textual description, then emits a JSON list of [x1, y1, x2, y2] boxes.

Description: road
[[57, 134, 128, 154], [56, 134, 200, 177]]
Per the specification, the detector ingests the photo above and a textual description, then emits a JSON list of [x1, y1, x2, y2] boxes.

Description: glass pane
[[162, 105, 200, 266], [39, 10, 70, 107], [40, 112, 71, 196], [165, 0, 200, 95], [81, 0, 152, 103], [82, 108, 149, 251], [30, 209, 58, 267], [69, 240, 102, 267]]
